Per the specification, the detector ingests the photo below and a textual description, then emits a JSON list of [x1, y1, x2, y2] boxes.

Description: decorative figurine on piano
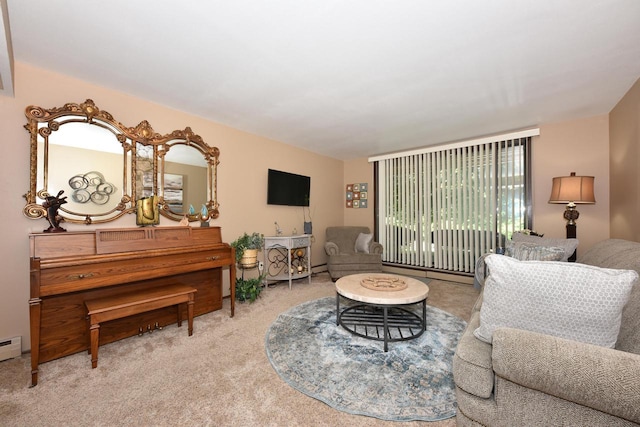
[[42, 190, 68, 233], [200, 204, 210, 227], [136, 195, 160, 226]]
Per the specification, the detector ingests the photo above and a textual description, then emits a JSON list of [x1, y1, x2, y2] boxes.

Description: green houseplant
[[230, 232, 265, 266], [235, 275, 265, 302], [231, 232, 266, 303]]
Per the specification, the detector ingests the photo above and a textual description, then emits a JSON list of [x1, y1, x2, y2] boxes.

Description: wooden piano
[[29, 226, 235, 386]]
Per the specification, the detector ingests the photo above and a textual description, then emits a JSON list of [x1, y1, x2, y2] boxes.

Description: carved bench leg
[[89, 323, 100, 369], [187, 300, 194, 336]]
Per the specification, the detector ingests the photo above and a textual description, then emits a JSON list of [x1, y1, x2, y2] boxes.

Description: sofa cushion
[[354, 232, 373, 253], [474, 255, 637, 348], [511, 233, 578, 262], [328, 252, 382, 266], [505, 241, 565, 261]]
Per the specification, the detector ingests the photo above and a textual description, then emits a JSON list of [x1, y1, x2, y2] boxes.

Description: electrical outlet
[[258, 261, 264, 270]]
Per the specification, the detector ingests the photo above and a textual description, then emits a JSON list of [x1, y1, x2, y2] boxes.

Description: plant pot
[[240, 248, 259, 267]]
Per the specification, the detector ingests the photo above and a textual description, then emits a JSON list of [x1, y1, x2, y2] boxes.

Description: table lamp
[[548, 172, 595, 261]]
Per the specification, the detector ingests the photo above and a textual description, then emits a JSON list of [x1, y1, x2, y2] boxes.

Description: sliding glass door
[[373, 134, 532, 274]]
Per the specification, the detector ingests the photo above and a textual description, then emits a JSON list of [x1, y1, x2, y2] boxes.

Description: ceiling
[[2, 1, 640, 160]]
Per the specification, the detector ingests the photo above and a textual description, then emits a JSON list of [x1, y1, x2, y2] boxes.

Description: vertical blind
[[373, 133, 533, 274]]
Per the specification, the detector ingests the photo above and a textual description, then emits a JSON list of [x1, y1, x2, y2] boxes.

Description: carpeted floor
[[266, 296, 467, 421], [0, 272, 479, 426]]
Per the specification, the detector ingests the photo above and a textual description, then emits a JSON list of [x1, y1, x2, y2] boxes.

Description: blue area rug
[[265, 296, 467, 421]]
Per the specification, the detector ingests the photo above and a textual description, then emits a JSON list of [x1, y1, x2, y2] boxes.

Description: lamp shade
[[548, 172, 596, 204]]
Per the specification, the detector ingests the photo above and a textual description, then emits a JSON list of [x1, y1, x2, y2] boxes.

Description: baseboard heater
[[0, 336, 21, 362]]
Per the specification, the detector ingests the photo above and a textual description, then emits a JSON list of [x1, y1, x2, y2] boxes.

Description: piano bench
[[85, 284, 197, 369]]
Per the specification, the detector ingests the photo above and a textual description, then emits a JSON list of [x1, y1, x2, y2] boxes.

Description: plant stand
[[236, 262, 264, 302]]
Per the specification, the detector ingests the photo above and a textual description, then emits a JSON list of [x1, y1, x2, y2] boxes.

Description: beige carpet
[[0, 272, 479, 427]]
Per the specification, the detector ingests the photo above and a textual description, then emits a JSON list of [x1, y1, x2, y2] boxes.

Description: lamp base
[[566, 222, 577, 262], [563, 203, 580, 225]]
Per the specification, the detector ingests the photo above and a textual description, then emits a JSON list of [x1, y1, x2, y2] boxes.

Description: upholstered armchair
[[324, 226, 383, 281]]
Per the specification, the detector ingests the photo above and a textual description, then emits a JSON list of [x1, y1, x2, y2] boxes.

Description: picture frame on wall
[[345, 182, 369, 208]]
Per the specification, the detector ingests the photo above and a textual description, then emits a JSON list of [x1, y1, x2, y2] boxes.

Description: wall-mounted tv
[[267, 169, 310, 207]]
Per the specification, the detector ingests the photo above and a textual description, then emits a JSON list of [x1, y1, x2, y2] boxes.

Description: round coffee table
[[335, 273, 430, 351]]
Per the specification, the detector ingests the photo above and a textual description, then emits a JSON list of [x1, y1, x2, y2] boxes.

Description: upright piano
[[29, 226, 235, 386]]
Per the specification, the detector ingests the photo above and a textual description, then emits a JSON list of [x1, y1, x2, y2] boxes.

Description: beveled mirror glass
[[24, 99, 220, 226]]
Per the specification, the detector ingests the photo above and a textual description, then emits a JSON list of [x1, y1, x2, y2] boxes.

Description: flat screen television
[[267, 169, 310, 207]]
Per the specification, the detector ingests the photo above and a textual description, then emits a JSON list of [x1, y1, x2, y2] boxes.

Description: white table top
[[335, 273, 429, 305]]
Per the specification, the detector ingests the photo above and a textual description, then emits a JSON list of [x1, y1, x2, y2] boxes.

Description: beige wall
[[610, 77, 640, 242], [343, 158, 375, 231], [0, 62, 343, 350], [531, 115, 610, 256]]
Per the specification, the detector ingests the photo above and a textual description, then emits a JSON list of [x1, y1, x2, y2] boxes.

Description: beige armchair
[[324, 226, 383, 281]]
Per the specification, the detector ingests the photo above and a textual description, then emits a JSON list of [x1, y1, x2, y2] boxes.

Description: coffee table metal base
[[336, 294, 427, 352]]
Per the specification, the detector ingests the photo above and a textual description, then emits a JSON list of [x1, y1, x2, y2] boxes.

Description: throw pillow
[[474, 254, 637, 348], [511, 233, 578, 262], [473, 254, 490, 290], [355, 233, 373, 253], [505, 241, 565, 261]]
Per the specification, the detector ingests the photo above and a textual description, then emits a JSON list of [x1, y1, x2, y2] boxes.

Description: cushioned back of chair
[[578, 239, 640, 354], [326, 226, 371, 254]]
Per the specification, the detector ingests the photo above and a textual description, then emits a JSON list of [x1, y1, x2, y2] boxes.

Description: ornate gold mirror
[[24, 99, 220, 227], [157, 128, 220, 222], [24, 100, 134, 225]]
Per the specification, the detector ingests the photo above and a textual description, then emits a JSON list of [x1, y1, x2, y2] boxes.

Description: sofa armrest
[[492, 327, 640, 423], [453, 310, 495, 398], [370, 242, 383, 254], [325, 242, 339, 256]]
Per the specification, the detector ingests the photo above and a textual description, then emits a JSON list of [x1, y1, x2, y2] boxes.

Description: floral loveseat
[[453, 239, 640, 426]]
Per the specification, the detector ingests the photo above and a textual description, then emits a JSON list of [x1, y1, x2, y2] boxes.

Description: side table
[[264, 235, 312, 289]]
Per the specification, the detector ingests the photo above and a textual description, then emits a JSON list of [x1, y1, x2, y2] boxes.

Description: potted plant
[[235, 275, 265, 303], [230, 232, 265, 267]]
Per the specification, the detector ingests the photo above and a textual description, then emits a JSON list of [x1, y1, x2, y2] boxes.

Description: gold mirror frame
[[156, 128, 220, 222], [24, 99, 220, 225]]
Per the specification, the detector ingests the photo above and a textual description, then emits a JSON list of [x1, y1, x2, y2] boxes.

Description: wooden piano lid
[[30, 226, 224, 259]]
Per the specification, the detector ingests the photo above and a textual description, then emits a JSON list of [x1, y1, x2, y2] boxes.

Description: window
[[371, 130, 536, 274]]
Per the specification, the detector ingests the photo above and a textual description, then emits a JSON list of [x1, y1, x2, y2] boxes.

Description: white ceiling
[[3, 1, 640, 160]]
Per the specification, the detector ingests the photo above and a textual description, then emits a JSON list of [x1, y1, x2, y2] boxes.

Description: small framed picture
[[346, 200, 353, 208], [346, 191, 353, 200], [346, 184, 353, 192], [360, 191, 368, 200], [360, 183, 368, 192], [353, 192, 360, 199], [360, 199, 368, 208], [353, 183, 360, 192], [353, 200, 360, 208]]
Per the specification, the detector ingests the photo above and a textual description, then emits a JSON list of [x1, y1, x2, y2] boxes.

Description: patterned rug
[[265, 296, 467, 422]]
